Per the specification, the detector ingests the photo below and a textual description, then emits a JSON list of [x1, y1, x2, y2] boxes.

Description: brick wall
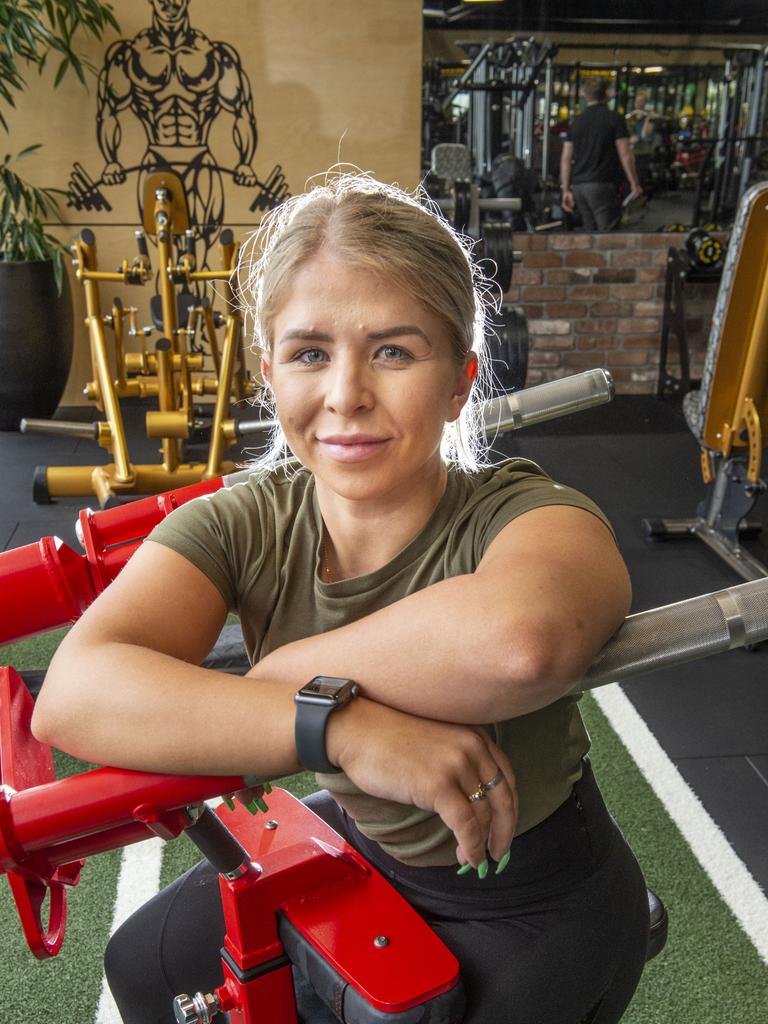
[[505, 233, 721, 394]]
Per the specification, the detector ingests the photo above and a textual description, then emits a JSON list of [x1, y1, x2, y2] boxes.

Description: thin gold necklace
[[320, 536, 336, 582]]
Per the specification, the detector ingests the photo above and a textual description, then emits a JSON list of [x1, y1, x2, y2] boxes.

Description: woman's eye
[[377, 344, 410, 362], [296, 348, 327, 365]]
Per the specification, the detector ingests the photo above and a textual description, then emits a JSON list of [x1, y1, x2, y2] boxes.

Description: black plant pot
[[0, 260, 74, 431]]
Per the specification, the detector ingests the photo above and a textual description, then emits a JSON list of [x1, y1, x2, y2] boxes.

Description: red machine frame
[[0, 474, 464, 1023]]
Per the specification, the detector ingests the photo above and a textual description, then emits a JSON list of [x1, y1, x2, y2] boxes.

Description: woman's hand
[[326, 697, 518, 870]]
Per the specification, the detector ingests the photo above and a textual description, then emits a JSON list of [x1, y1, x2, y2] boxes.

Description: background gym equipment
[[426, 143, 529, 391], [429, 145, 522, 277], [423, 33, 768, 234], [20, 172, 256, 507], [645, 181, 768, 581], [656, 229, 726, 398]]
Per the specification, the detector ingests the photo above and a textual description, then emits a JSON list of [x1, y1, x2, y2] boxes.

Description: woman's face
[[263, 252, 475, 508]]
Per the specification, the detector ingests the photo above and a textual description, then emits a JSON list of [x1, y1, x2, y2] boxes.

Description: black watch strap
[[295, 699, 342, 774], [294, 677, 358, 774]]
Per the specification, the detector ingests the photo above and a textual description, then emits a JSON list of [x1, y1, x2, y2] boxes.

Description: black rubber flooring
[[1, 395, 767, 894]]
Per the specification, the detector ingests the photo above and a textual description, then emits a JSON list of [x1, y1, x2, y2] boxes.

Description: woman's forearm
[[33, 634, 520, 867], [33, 639, 302, 777]]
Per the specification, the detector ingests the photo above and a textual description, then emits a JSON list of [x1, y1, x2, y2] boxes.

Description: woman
[[33, 172, 649, 1023]]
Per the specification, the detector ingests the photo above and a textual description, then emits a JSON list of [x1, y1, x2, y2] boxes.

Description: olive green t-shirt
[[148, 459, 612, 866]]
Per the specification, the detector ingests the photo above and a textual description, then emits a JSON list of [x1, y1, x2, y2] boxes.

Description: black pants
[[105, 760, 649, 1024], [572, 182, 622, 232]]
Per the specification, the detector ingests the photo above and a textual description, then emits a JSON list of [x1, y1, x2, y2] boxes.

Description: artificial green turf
[[581, 693, 768, 1023], [1, 751, 121, 1022], [2, 631, 766, 1023], [0, 627, 69, 670]]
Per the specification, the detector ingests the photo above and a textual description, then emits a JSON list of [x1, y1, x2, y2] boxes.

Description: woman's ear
[[260, 354, 272, 388], [447, 352, 477, 421]]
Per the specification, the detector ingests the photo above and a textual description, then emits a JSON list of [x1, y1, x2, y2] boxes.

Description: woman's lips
[[317, 435, 391, 462]]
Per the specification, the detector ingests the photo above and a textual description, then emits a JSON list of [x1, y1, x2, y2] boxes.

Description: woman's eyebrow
[[368, 325, 432, 347], [277, 328, 334, 345]]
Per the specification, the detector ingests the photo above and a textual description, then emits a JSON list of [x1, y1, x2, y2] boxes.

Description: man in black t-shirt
[[560, 77, 642, 231]]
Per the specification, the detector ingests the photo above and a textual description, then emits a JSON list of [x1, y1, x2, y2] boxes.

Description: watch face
[[299, 677, 356, 702]]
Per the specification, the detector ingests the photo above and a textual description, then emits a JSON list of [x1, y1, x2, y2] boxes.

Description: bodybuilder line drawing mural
[[68, 0, 289, 266]]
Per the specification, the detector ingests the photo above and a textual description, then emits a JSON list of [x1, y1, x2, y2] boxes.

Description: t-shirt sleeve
[[145, 480, 272, 610], [614, 113, 629, 140], [468, 460, 615, 562]]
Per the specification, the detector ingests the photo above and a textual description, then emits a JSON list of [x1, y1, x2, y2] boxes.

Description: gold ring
[[468, 769, 503, 804]]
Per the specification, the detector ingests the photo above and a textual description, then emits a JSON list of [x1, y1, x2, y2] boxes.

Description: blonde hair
[[234, 169, 498, 471]]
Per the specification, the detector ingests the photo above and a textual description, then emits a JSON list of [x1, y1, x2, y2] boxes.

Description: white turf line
[[93, 798, 223, 1024], [593, 683, 768, 965]]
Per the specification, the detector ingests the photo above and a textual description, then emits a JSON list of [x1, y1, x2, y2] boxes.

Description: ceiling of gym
[[423, 2, 768, 36]]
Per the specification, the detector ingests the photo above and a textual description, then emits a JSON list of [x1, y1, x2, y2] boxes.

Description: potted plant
[[0, 1, 120, 430]]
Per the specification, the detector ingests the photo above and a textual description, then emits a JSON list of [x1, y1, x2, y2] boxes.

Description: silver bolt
[[173, 990, 220, 1023], [265, 820, 279, 830], [373, 935, 390, 948]]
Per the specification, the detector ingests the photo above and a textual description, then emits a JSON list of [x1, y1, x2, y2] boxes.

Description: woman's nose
[[323, 357, 374, 416]]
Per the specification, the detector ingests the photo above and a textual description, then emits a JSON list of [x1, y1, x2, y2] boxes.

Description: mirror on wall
[[422, 36, 768, 234]]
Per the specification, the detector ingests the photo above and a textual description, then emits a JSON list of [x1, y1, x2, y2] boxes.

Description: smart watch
[[294, 676, 359, 773]]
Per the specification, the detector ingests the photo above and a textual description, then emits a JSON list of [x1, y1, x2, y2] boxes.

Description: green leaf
[[53, 55, 69, 88], [17, 143, 42, 158], [52, 249, 64, 293], [69, 51, 85, 86], [5, 170, 20, 207]]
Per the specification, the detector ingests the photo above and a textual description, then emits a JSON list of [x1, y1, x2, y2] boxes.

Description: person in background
[[560, 77, 643, 230], [626, 91, 661, 150]]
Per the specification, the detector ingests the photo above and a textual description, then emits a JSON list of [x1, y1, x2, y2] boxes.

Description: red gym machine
[[3, 369, 768, 1022]]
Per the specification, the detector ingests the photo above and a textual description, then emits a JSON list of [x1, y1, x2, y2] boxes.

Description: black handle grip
[[184, 806, 251, 876]]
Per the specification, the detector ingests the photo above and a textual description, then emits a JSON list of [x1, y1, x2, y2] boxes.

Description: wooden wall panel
[[6, 0, 422, 404]]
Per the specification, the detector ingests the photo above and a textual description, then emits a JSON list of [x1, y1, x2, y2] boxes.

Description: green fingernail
[[263, 782, 272, 794], [477, 859, 489, 880], [223, 795, 235, 811], [456, 863, 473, 876], [246, 798, 260, 815], [495, 851, 511, 875]]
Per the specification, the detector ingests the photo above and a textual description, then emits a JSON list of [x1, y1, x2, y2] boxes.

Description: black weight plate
[[453, 180, 471, 234], [481, 222, 514, 294], [487, 306, 528, 394], [497, 224, 514, 293]]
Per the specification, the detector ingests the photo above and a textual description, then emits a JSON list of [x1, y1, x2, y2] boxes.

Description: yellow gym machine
[[23, 172, 258, 507], [643, 180, 768, 581]]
